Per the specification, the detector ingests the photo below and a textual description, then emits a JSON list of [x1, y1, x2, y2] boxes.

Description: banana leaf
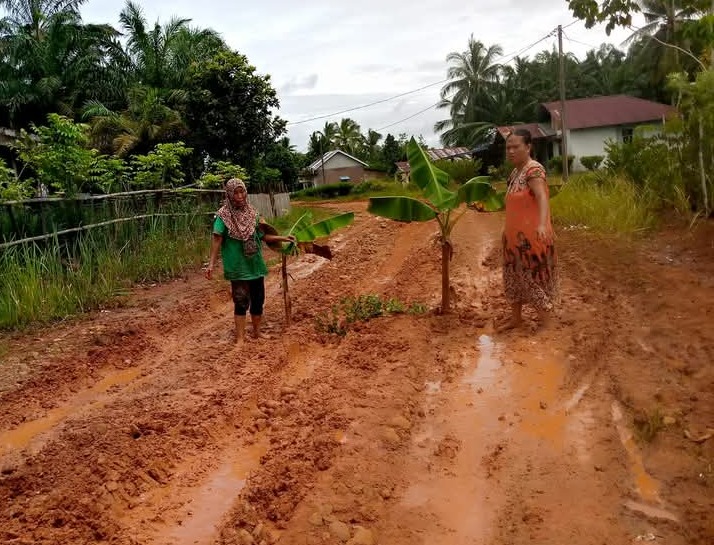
[[406, 138, 458, 211], [367, 196, 438, 222], [293, 212, 355, 243], [457, 177, 498, 206]]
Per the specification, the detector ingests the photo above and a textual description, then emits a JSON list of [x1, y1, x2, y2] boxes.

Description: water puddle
[[624, 500, 678, 522], [0, 366, 142, 455], [461, 335, 501, 390], [611, 401, 662, 504], [164, 440, 268, 544]]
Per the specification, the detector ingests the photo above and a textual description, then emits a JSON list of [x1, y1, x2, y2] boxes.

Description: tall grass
[[0, 214, 211, 329], [551, 173, 659, 234]]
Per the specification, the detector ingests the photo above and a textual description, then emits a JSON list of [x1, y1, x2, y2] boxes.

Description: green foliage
[[315, 294, 427, 336], [0, 161, 31, 200], [184, 50, 285, 166], [16, 114, 96, 195], [288, 212, 354, 244], [381, 134, 405, 174], [433, 158, 483, 184], [580, 155, 605, 171], [88, 155, 129, 194], [198, 161, 248, 189], [131, 141, 193, 189], [249, 160, 282, 191], [566, 0, 641, 34], [292, 183, 354, 199], [550, 172, 659, 234], [487, 161, 514, 181], [547, 155, 575, 175]]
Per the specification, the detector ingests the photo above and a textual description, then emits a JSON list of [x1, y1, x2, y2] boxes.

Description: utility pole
[[319, 140, 327, 186], [558, 24, 569, 182]]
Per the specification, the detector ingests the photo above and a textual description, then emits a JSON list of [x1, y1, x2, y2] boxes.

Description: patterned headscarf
[[216, 178, 258, 241]]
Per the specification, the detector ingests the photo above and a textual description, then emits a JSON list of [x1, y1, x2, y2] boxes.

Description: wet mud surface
[[1, 203, 713, 544]]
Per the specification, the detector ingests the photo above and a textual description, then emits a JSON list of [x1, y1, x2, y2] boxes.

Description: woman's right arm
[[205, 234, 222, 279]]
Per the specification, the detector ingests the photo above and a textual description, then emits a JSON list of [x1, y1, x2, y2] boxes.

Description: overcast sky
[[81, 0, 643, 151]]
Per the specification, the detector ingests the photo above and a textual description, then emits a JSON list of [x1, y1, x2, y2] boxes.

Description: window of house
[[622, 127, 634, 143]]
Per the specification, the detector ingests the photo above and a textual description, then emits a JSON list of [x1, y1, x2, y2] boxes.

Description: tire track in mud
[[0, 206, 409, 545]]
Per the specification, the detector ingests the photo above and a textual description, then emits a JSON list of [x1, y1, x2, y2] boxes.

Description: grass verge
[[551, 173, 659, 234]]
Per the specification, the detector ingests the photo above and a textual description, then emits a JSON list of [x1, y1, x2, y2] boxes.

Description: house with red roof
[[495, 95, 676, 172]]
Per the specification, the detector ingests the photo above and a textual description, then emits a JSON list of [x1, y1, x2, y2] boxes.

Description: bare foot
[[235, 335, 246, 347], [495, 316, 523, 332], [252, 331, 273, 340]]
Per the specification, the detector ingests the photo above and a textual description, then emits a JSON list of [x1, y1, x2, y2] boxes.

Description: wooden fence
[[0, 189, 291, 248]]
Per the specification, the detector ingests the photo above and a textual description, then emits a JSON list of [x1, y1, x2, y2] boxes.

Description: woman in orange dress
[[497, 129, 558, 331]]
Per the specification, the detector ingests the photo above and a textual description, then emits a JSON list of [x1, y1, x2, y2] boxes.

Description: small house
[[308, 150, 369, 186]]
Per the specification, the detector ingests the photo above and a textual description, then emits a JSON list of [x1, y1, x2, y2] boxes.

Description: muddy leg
[[496, 303, 523, 332], [234, 315, 246, 346]]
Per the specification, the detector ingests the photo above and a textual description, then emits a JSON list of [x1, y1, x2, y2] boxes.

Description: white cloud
[[80, 0, 643, 150]]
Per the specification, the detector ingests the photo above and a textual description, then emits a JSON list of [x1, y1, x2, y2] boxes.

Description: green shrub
[[291, 182, 354, 199], [199, 161, 248, 189], [580, 155, 604, 171], [487, 161, 514, 181], [131, 142, 193, 189], [434, 158, 483, 184], [315, 294, 427, 336], [0, 161, 32, 201], [547, 155, 574, 174]]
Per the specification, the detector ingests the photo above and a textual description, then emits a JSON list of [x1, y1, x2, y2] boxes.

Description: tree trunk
[[441, 240, 451, 313], [281, 254, 292, 327], [698, 118, 710, 217]]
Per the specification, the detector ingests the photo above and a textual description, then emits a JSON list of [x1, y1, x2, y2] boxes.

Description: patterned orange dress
[[502, 160, 558, 311]]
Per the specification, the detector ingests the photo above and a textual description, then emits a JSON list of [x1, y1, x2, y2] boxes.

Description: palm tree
[[334, 118, 362, 154], [435, 37, 503, 146], [119, 1, 224, 93], [0, 0, 125, 127], [307, 121, 338, 159], [625, 0, 705, 80], [83, 86, 185, 156]]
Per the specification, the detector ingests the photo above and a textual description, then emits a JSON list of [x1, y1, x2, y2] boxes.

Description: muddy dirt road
[[1, 203, 713, 545]]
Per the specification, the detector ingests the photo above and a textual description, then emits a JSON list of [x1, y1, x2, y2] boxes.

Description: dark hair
[[507, 128, 533, 146]]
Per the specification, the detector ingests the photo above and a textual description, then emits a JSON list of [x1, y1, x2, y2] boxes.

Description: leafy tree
[[183, 50, 285, 166], [368, 137, 501, 312], [131, 141, 192, 188], [15, 113, 96, 195], [198, 160, 248, 188], [381, 133, 404, 174], [264, 141, 300, 189]]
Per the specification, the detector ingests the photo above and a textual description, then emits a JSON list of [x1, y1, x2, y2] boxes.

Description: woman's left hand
[[536, 225, 551, 243], [284, 235, 297, 244]]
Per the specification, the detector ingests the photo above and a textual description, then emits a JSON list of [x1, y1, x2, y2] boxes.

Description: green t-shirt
[[213, 216, 268, 281]]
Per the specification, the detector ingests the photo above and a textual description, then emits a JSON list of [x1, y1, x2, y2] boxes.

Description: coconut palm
[[435, 37, 503, 146], [334, 118, 362, 154]]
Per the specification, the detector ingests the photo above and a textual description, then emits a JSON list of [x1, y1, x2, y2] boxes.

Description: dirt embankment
[[1, 203, 712, 545]]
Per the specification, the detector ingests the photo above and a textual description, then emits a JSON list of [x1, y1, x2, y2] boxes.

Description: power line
[[375, 102, 440, 132], [367, 27, 563, 133], [562, 32, 601, 50], [286, 23, 572, 129], [286, 79, 448, 127]]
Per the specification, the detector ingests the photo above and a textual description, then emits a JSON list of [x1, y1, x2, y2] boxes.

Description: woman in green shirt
[[206, 178, 295, 344]]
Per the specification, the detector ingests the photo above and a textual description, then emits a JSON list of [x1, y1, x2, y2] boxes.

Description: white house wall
[[325, 154, 363, 169], [568, 127, 619, 171]]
